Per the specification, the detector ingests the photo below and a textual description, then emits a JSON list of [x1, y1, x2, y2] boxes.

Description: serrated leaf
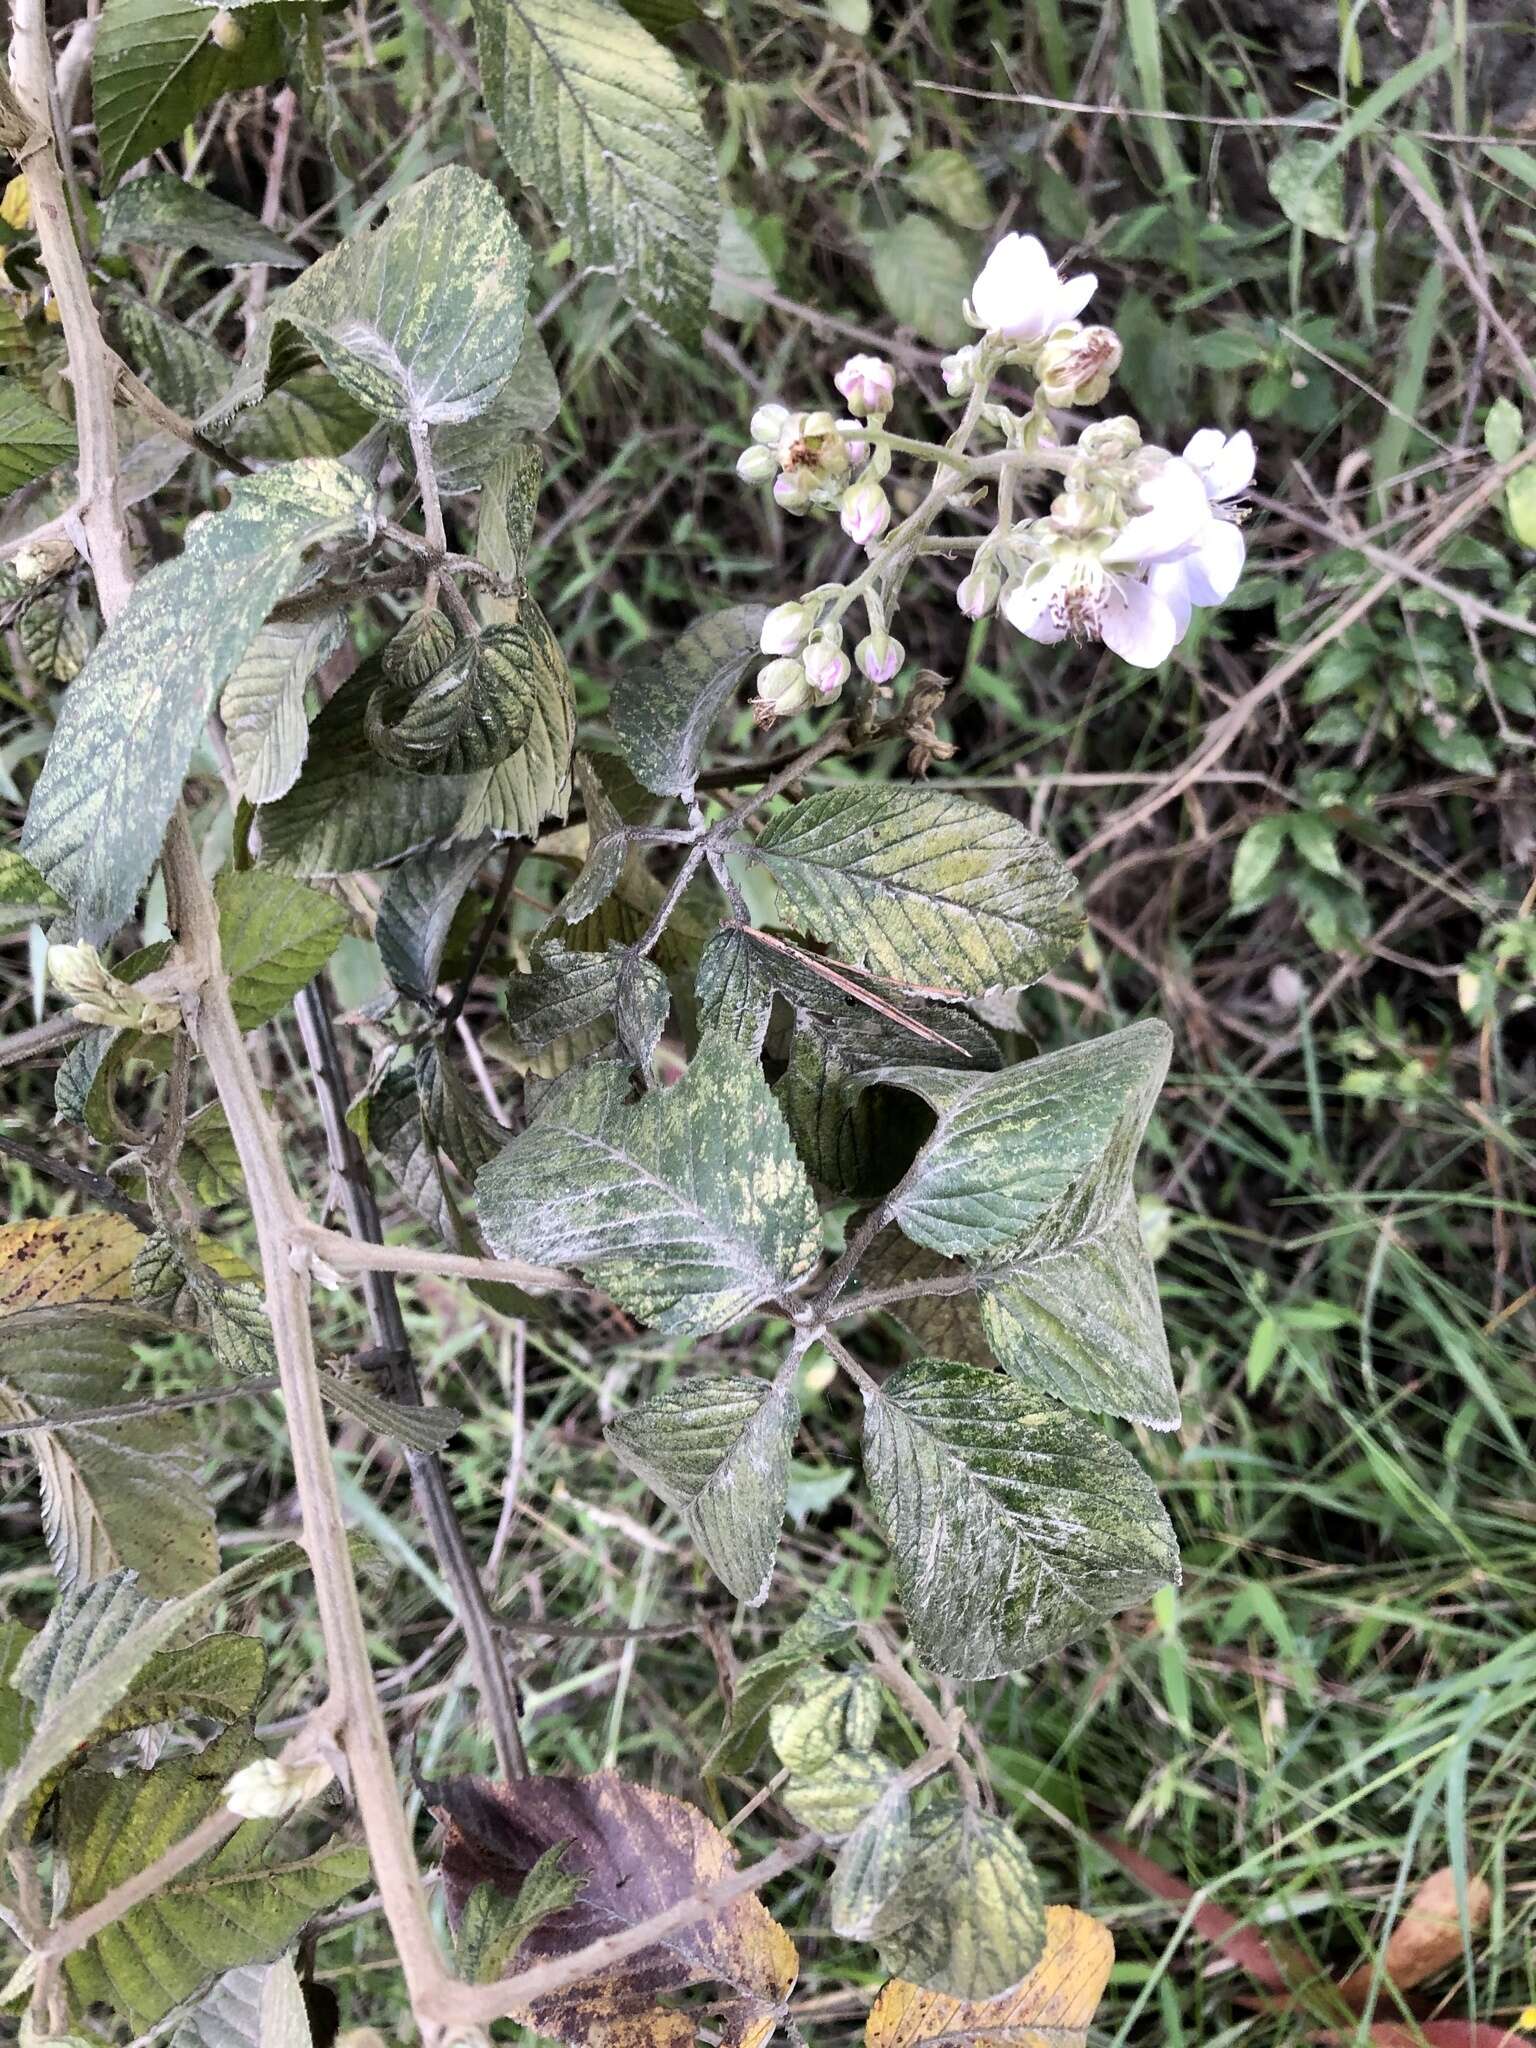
[[606, 1373, 797, 1603], [0, 1214, 143, 1309], [902, 149, 991, 230], [100, 176, 301, 267], [0, 1306, 218, 1597], [368, 1062, 456, 1242], [782, 1752, 893, 1837], [778, 1035, 917, 1199], [0, 383, 77, 496], [0, 849, 68, 933], [170, 1963, 282, 2048], [472, 0, 720, 345], [1268, 140, 1348, 241], [256, 1956, 312, 2048], [476, 1036, 821, 1336], [455, 1845, 586, 1983], [854, 1233, 995, 1371], [367, 610, 559, 778], [705, 1588, 857, 1777], [769, 1669, 854, 1774], [611, 606, 768, 799], [215, 869, 349, 1027], [215, 167, 531, 429], [477, 443, 546, 582], [749, 789, 1083, 998], [878, 1021, 1172, 1263], [504, 940, 669, 1070], [862, 1357, 1179, 1678], [417, 1042, 508, 1178], [864, 217, 973, 348], [376, 837, 490, 1006], [831, 1777, 912, 1941], [432, 1771, 797, 2048], [93, 0, 288, 191], [872, 1795, 1045, 2001], [866, 1903, 1112, 2048], [23, 460, 373, 938], [220, 614, 344, 806], [431, 327, 560, 494], [59, 1726, 368, 2027], [318, 1372, 463, 1452], [19, 583, 90, 682]]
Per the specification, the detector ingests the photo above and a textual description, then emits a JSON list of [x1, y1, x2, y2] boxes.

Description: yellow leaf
[[0, 1213, 144, 1311], [866, 1905, 1113, 2048], [1, 176, 31, 230]]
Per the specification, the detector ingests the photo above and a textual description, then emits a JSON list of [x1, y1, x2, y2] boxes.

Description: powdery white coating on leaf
[[606, 1373, 798, 1603], [219, 613, 344, 805], [472, 0, 721, 345], [475, 1037, 821, 1336], [212, 167, 532, 428], [22, 459, 373, 937], [750, 788, 1084, 998], [100, 176, 302, 267], [861, 1357, 1180, 1679], [611, 605, 769, 798], [870, 1795, 1047, 2002], [866, 1903, 1114, 2048]]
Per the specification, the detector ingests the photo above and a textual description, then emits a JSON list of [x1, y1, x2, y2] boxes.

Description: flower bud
[[804, 637, 851, 697], [773, 469, 817, 515], [760, 601, 816, 655], [1036, 323, 1122, 406], [754, 657, 814, 726], [13, 537, 75, 586], [834, 354, 896, 417], [47, 943, 180, 1035], [750, 402, 790, 446], [736, 444, 777, 484], [1077, 415, 1142, 464], [855, 630, 904, 684], [208, 7, 244, 47], [840, 479, 890, 546], [223, 1756, 334, 1821], [837, 418, 870, 468], [940, 345, 978, 398], [956, 564, 1002, 620]]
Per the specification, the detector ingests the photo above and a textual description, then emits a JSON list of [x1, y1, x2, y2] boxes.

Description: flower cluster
[[735, 229, 1256, 721]]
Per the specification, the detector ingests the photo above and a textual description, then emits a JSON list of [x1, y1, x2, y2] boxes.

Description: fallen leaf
[[431, 1772, 798, 2048], [1308, 2026, 1518, 2048], [1095, 1834, 1305, 1992], [0, 1214, 144, 1310], [1338, 1867, 1493, 2010], [866, 1905, 1113, 2048]]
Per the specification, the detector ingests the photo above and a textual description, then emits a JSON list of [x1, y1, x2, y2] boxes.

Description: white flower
[[804, 638, 851, 697], [760, 601, 815, 655], [840, 480, 890, 545], [224, 1756, 334, 1821], [1109, 442, 1251, 640], [834, 354, 896, 417], [969, 234, 1097, 343], [1003, 546, 1179, 669], [1182, 426, 1256, 504]]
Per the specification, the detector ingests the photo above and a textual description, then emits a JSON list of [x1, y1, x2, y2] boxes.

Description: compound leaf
[[749, 789, 1083, 998], [861, 1358, 1179, 1678], [606, 1373, 798, 1603], [611, 606, 767, 799]]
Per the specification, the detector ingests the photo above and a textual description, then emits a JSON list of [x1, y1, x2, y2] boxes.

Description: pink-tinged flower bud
[[754, 657, 814, 726], [737, 444, 777, 484], [837, 418, 871, 468], [840, 480, 890, 545], [940, 344, 978, 397], [957, 564, 1002, 619], [750, 402, 790, 446], [855, 630, 904, 683], [834, 354, 896, 417], [773, 469, 817, 514], [760, 601, 815, 655], [804, 638, 851, 697]]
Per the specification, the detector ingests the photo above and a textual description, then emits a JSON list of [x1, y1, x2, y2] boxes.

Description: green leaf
[[611, 606, 767, 799], [768, 1669, 863, 1773], [366, 613, 560, 777], [862, 1357, 1180, 1678], [22, 460, 372, 938], [215, 869, 349, 1027], [1268, 140, 1348, 241], [476, 1035, 821, 1336], [749, 789, 1083, 998], [864, 217, 974, 348], [1230, 814, 1288, 908], [455, 1844, 586, 1983], [471, 0, 720, 345], [216, 167, 530, 430], [0, 1306, 218, 1597], [704, 1589, 856, 1776], [777, 1035, 916, 1199], [417, 1042, 509, 1179], [504, 939, 670, 1069], [1506, 465, 1536, 549], [712, 207, 777, 321], [902, 149, 991, 230], [0, 849, 68, 934], [854, 1232, 995, 1371], [377, 838, 491, 1006], [219, 614, 344, 806], [871, 1794, 1045, 2000], [782, 1751, 893, 1836], [0, 1621, 35, 1771], [317, 1371, 463, 1453], [59, 1726, 368, 2027], [1485, 396, 1523, 465], [606, 1372, 798, 1603], [830, 1777, 911, 1940], [430, 326, 561, 494], [0, 383, 77, 496], [92, 0, 288, 191], [100, 176, 301, 267]]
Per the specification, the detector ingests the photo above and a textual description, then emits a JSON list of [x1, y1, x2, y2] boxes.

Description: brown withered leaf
[[866, 1906, 1113, 2048], [433, 1772, 798, 2048], [1337, 1866, 1492, 2011], [0, 1214, 144, 1311]]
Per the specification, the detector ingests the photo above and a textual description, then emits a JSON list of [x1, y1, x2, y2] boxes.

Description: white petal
[[1182, 518, 1246, 604], [1054, 271, 1098, 323], [1181, 427, 1227, 477], [1104, 457, 1212, 566], [1101, 580, 1177, 667], [1205, 428, 1256, 501], [1002, 575, 1065, 642], [1147, 562, 1195, 641], [972, 234, 1056, 336]]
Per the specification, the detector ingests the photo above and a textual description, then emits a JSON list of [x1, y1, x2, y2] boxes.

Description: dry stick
[[0, 1127, 155, 1228], [1072, 439, 1536, 863], [293, 977, 528, 1781], [297, 1222, 574, 1296], [1389, 151, 1536, 400]]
